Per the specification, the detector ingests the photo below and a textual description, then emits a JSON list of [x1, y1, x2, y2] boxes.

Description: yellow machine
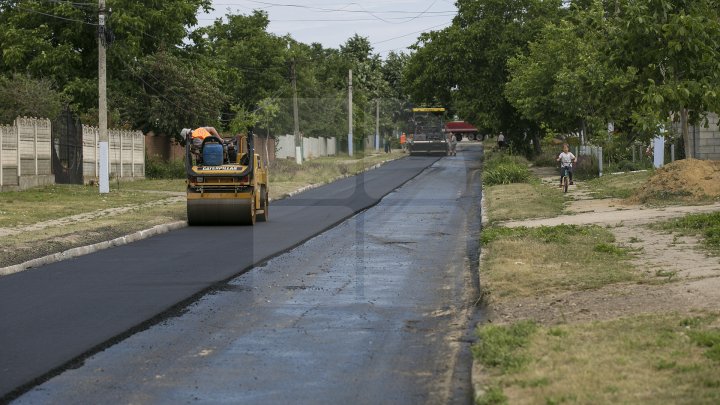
[[182, 128, 269, 226]]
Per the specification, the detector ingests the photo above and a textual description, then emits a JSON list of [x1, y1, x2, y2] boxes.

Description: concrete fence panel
[[83, 126, 144, 182], [1, 117, 53, 190]]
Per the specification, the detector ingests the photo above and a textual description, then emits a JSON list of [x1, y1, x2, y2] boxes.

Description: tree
[[122, 50, 226, 139], [505, 2, 634, 144], [405, 0, 565, 149], [606, 0, 720, 157], [0, 0, 212, 114], [190, 11, 289, 130], [0, 74, 67, 123]]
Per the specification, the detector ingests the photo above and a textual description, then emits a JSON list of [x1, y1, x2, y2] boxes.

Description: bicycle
[[560, 164, 572, 193]]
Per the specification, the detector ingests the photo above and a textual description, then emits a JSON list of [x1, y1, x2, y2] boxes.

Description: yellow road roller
[[182, 128, 269, 226]]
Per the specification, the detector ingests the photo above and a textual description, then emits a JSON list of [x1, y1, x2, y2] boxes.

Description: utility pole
[[348, 69, 353, 157], [375, 99, 380, 152], [98, 0, 109, 193], [291, 59, 302, 165]]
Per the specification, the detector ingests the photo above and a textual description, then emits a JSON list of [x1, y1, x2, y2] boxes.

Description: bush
[[533, 150, 558, 167], [573, 155, 598, 179], [146, 156, 185, 179], [484, 151, 532, 185], [484, 163, 532, 185]]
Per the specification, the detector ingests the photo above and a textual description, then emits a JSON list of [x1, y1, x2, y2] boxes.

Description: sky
[[200, 0, 458, 57]]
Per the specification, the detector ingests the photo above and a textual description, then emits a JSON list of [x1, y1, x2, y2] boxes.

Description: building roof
[[445, 121, 478, 133]]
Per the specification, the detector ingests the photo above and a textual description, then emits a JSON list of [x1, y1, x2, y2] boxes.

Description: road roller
[[182, 128, 269, 226]]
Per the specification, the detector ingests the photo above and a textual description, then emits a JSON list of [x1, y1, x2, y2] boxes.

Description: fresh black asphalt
[[0, 156, 438, 400]]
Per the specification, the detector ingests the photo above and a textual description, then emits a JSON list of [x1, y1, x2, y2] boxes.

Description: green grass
[[483, 153, 532, 186], [472, 320, 538, 372], [480, 225, 638, 299], [473, 313, 720, 404], [582, 170, 653, 199], [654, 211, 720, 255], [484, 182, 565, 223], [0, 184, 175, 227]]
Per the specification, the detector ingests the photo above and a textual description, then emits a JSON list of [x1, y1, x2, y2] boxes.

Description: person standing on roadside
[[447, 131, 457, 156], [384, 134, 391, 153], [497, 132, 506, 149], [400, 132, 407, 152]]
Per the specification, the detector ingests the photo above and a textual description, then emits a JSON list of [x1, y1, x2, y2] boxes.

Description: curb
[[0, 221, 187, 277], [0, 155, 405, 277]]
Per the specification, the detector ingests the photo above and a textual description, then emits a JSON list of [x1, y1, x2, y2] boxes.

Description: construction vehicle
[[407, 107, 448, 156], [182, 128, 269, 226]]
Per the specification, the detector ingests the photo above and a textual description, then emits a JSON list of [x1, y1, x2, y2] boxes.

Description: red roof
[[445, 121, 478, 133]]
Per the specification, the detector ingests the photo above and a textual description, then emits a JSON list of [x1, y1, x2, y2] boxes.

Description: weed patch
[[484, 183, 565, 223], [583, 170, 652, 199], [654, 211, 720, 255], [480, 225, 637, 299], [474, 314, 720, 404], [473, 321, 537, 372]]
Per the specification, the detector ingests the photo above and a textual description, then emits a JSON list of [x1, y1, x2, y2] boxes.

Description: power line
[[196, 13, 456, 22], [372, 22, 451, 45], [215, 1, 455, 15], [12, 5, 98, 25]]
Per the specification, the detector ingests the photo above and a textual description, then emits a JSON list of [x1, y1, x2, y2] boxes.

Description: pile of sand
[[631, 159, 720, 203]]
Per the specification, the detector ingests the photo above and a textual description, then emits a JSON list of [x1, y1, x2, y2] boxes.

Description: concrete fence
[[276, 135, 337, 160], [82, 126, 145, 182], [0, 116, 145, 191], [0, 117, 53, 190]]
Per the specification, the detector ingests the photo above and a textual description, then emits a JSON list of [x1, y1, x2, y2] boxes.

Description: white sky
[[200, 0, 457, 57]]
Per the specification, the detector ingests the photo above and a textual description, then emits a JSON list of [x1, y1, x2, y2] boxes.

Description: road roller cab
[[183, 128, 269, 226]]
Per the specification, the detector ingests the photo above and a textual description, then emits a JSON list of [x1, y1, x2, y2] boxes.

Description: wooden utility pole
[[348, 69, 353, 157], [291, 59, 302, 164], [98, 0, 109, 193]]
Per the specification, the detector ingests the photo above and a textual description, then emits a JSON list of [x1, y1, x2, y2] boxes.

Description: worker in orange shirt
[[191, 127, 222, 145], [400, 132, 407, 152], [189, 126, 224, 164]]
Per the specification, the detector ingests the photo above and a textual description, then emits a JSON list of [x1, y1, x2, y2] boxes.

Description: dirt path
[[489, 168, 720, 324]]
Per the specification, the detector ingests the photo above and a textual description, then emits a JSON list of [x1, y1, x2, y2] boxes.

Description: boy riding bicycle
[[556, 143, 576, 186]]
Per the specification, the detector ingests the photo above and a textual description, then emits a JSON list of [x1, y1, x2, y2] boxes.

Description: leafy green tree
[[606, 0, 720, 157], [190, 11, 289, 129], [0, 0, 212, 115], [0, 73, 67, 123], [506, 3, 634, 145], [122, 50, 226, 139], [405, 0, 564, 149]]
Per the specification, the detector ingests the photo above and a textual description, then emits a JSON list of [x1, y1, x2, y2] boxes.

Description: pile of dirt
[[631, 158, 720, 203]]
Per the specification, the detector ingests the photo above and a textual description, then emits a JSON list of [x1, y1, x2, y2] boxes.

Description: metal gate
[[52, 107, 83, 184]]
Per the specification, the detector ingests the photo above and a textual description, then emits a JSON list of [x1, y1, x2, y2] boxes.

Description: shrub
[[146, 156, 185, 179], [574, 155, 598, 179], [533, 150, 558, 167], [484, 163, 531, 185]]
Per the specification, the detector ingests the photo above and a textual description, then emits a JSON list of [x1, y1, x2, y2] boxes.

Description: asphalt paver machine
[[408, 107, 448, 156]]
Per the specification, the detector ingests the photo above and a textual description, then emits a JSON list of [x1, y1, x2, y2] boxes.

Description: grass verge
[[582, 170, 653, 199], [652, 211, 720, 255], [0, 184, 177, 227], [485, 183, 565, 223], [480, 225, 639, 301], [474, 313, 720, 404]]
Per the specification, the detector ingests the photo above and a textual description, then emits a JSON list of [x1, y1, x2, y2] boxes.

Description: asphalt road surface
[[3, 143, 484, 403]]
